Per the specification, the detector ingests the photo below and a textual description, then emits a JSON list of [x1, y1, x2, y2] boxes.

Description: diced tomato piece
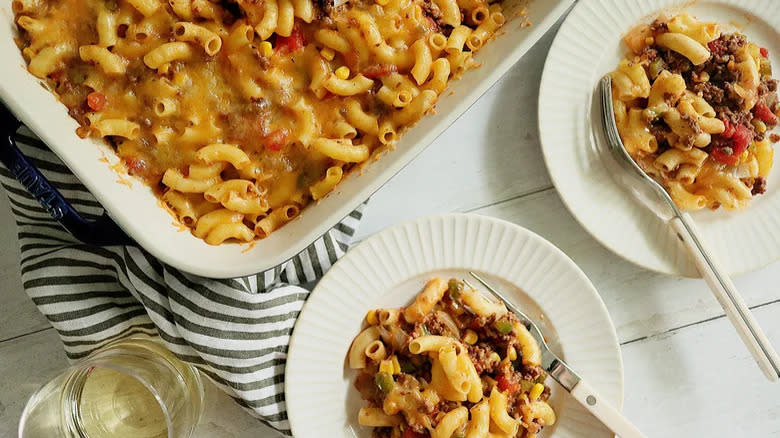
[[401, 427, 429, 438], [711, 124, 753, 165], [276, 25, 305, 53], [496, 373, 511, 391], [264, 129, 289, 151], [760, 47, 769, 58], [362, 64, 398, 79], [87, 92, 107, 111], [710, 146, 738, 165], [495, 373, 520, 394], [731, 124, 753, 153], [754, 102, 778, 124]]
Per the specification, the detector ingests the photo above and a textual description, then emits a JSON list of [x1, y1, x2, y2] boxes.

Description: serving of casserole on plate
[[539, 0, 780, 277], [0, 0, 573, 277], [285, 214, 622, 438]]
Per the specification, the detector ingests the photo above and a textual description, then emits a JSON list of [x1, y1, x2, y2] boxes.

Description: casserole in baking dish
[[0, 0, 573, 278]]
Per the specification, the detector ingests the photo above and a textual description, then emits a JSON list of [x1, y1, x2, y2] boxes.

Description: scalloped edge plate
[[286, 213, 622, 437], [539, 0, 780, 277]]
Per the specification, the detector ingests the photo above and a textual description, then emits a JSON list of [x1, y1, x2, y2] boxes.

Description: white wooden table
[[1, 23, 779, 438]]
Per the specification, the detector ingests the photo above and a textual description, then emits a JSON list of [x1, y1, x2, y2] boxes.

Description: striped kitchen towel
[[0, 125, 365, 436]]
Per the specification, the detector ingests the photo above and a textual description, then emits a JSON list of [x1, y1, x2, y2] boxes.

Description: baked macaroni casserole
[[348, 278, 555, 438], [12, 0, 510, 243]]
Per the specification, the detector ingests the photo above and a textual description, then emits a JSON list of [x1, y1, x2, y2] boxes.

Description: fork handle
[[670, 213, 780, 381], [570, 379, 647, 438]]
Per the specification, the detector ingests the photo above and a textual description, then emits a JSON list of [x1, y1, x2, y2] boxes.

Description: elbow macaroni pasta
[[610, 14, 779, 211], [348, 278, 555, 437], [15, 0, 509, 243]]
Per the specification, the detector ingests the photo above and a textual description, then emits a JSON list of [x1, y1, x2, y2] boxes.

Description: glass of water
[[18, 336, 204, 438]]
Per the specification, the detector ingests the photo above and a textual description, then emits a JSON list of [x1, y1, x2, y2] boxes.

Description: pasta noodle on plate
[[610, 13, 779, 211], [348, 278, 556, 438]]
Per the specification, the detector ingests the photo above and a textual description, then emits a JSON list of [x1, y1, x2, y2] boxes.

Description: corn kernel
[[259, 41, 273, 57], [335, 66, 350, 79], [391, 355, 401, 375], [365, 309, 378, 325], [740, 149, 750, 164], [488, 352, 501, 363], [752, 118, 767, 134], [320, 47, 335, 61], [529, 383, 545, 400], [376, 0, 389, 5], [507, 345, 517, 361], [379, 359, 394, 375], [463, 329, 478, 345]]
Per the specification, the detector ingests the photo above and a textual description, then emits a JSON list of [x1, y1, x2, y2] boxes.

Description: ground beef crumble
[[420, 0, 444, 31], [640, 46, 659, 62], [752, 176, 767, 195], [693, 82, 725, 105], [372, 427, 392, 438], [467, 342, 497, 374], [419, 312, 459, 338], [660, 49, 692, 74], [649, 19, 668, 33]]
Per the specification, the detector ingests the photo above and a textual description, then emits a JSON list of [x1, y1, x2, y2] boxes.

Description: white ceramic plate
[[539, 0, 780, 277], [285, 214, 622, 438]]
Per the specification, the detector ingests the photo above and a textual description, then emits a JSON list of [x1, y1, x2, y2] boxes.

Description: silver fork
[[466, 271, 648, 438], [600, 76, 780, 381]]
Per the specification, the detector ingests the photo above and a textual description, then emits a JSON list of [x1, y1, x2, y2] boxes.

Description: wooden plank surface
[[0, 329, 67, 438], [621, 302, 780, 437], [470, 189, 780, 344], [0, 194, 50, 341]]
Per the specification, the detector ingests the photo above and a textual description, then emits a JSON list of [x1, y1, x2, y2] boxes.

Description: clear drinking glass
[[18, 336, 204, 438]]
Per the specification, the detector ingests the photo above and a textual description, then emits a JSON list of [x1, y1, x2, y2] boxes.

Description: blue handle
[[0, 102, 133, 246]]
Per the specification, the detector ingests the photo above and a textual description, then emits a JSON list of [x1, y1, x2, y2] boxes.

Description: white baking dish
[[0, 0, 573, 278]]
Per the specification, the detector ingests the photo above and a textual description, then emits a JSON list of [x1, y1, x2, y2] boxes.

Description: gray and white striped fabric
[[0, 126, 365, 436]]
